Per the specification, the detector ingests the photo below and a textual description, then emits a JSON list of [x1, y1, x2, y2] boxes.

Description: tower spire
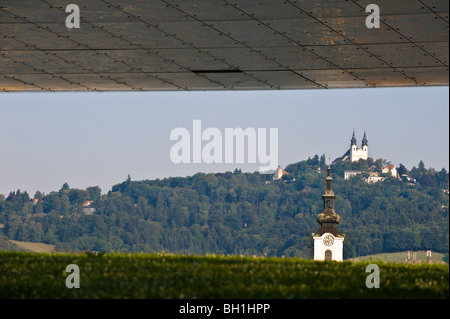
[[312, 157, 345, 261], [362, 130, 368, 147], [314, 165, 343, 237], [350, 130, 357, 146]]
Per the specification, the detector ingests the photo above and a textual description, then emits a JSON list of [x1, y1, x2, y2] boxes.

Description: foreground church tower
[[312, 164, 344, 261]]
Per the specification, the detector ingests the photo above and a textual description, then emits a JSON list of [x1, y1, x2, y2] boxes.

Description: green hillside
[[0, 251, 448, 299], [8, 240, 56, 253], [0, 157, 448, 259]]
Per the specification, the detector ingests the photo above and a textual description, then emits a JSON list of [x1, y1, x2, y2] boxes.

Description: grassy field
[[8, 240, 56, 253], [0, 251, 448, 299], [349, 251, 449, 264]]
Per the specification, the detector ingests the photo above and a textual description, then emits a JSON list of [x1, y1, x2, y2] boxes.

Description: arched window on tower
[[325, 250, 332, 261]]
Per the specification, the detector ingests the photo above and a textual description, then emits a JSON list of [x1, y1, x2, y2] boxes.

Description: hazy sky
[[0, 86, 448, 196]]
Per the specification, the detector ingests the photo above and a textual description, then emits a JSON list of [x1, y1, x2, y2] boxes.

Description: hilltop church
[[333, 131, 368, 163]]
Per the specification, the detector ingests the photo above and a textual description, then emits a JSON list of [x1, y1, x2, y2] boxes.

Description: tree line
[[0, 156, 448, 259]]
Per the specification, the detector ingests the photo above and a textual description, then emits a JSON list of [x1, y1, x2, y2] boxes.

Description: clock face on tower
[[323, 235, 334, 247]]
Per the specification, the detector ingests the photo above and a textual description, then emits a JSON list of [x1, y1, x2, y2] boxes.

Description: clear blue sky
[[0, 86, 448, 196]]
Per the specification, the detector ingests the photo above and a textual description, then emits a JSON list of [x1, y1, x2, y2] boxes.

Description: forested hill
[[0, 156, 448, 259]]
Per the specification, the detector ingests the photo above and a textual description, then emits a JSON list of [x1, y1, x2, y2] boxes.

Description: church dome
[[316, 211, 341, 225]]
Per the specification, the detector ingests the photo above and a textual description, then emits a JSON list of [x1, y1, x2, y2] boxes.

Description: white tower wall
[[313, 233, 344, 261]]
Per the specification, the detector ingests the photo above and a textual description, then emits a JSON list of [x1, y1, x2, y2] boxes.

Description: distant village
[[32, 198, 96, 216], [27, 131, 448, 217], [267, 131, 421, 186]]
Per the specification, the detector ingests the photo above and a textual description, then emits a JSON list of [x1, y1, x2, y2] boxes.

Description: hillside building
[[82, 207, 96, 215], [365, 171, 385, 184], [344, 170, 361, 180], [382, 164, 398, 178], [334, 131, 368, 163], [273, 166, 289, 181]]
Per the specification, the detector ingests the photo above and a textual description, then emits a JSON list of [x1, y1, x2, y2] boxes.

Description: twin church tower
[[350, 130, 368, 162]]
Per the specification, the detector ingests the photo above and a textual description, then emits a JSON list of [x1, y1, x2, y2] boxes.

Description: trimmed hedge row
[[0, 252, 448, 299]]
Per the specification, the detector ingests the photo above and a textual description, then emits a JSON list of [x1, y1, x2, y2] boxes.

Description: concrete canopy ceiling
[[0, 0, 448, 92]]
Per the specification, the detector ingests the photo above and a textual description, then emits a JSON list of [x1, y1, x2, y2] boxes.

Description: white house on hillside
[[382, 164, 398, 178]]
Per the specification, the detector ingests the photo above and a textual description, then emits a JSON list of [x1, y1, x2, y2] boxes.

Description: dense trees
[[0, 158, 448, 259]]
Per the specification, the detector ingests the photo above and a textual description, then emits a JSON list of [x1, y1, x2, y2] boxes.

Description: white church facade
[[333, 131, 369, 164], [350, 131, 368, 162]]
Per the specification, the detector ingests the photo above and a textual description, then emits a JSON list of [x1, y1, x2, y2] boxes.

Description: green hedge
[[0, 252, 448, 299]]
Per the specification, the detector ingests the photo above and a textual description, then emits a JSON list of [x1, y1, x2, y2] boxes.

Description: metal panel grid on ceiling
[[401, 66, 449, 84], [153, 0, 247, 21], [0, 74, 40, 91], [0, 0, 448, 92], [296, 69, 365, 88], [346, 68, 417, 86]]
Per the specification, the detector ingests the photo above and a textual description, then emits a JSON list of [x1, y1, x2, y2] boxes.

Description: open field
[[0, 252, 448, 299], [349, 251, 449, 264], [8, 240, 56, 253]]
